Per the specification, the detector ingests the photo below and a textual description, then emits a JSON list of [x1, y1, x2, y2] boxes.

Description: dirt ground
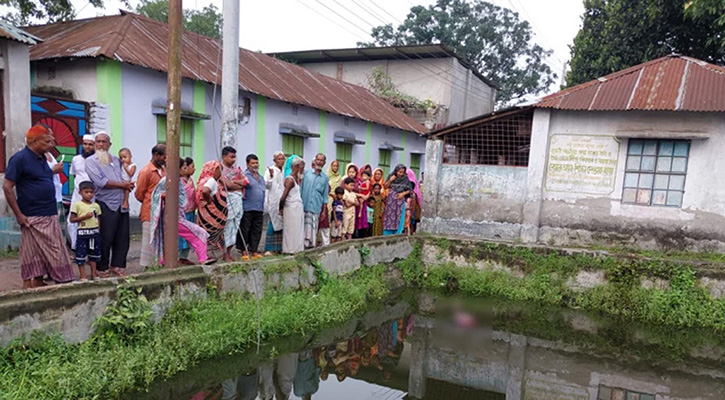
[[0, 238, 198, 293]]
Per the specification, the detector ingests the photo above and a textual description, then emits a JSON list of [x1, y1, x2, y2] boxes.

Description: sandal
[[111, 268, 126, 277], [202, 258, 218, 265], [97, 271, 110, 278]]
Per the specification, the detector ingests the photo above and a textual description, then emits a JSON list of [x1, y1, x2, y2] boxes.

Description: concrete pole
[[221, 0, 240, 149], [164, 0, 182, 269]]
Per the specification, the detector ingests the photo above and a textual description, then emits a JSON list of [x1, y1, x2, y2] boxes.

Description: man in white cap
[[67, 134, 96, 250]]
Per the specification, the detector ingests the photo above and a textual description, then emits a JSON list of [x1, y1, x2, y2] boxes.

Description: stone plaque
[[545, 134, 620, 194]]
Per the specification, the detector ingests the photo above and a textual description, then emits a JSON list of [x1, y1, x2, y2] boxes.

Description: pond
[[126, 294, 725, 400]]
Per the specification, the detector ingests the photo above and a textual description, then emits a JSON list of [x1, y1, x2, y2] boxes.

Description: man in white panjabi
[[279, 157, 305, 255], [263, 151, 286, 254]]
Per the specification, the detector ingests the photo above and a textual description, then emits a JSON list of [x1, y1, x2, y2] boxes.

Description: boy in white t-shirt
[[69, 181, 102, 280]]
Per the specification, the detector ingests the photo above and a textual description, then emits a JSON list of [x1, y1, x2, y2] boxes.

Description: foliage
[[366, 67, 435, 111], [136, 0, 222, 38], [0, 268, 391, 400], [358, 245, 371, 262], [358, 0, 556, 106], [0, 0, 124, 25], [567, 0, 725, 87], [93, 279, 154, 342], [685, 0, 725, 47]]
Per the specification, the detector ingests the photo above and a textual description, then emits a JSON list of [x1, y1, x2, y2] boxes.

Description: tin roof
[[536, 54, 725, 112], [24, 12, 427, 134], [268, 44, 499, 89], [0, 20, 40, 45]]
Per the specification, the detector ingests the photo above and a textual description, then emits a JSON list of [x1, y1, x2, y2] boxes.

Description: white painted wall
[[536, 110, 725, 218], [33, 59, 97, 101]]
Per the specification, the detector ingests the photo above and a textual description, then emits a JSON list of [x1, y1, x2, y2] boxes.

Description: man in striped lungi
[[3, 125, 75, 289]]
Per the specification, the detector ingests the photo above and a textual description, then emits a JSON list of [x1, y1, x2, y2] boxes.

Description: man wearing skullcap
[[3, 125, 74, 289], [85, 132, 135, 277], [67, 134, 96, 249]]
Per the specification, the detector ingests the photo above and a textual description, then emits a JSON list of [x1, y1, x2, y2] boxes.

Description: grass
[[0, 249, 19, 259], [401, 242, 725, 331], [0, 266, 391, 400]]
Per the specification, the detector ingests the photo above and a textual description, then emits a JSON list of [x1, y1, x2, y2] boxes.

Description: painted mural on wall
[[31, 95, 89, 196], [545, 134, 619, 195]]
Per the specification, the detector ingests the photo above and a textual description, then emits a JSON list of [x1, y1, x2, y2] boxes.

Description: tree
[[567, 0, 725, 87], [136, 0, 222, 38], [358, 0, 556, 106], [0, 0, 122, 25], [685, 0, 725, 47]]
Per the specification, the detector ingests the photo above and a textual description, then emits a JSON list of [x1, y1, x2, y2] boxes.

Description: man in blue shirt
[[300, 153, 329, 248], [3, 125, 74, 289], [238, 154, 266, 260], [85, 132, 135, 277]]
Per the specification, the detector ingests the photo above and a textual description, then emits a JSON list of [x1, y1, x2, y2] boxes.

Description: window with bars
[[282, 135, 304, 158], [622, 139, 689, 207], [336, 143, 352, 167], [156, 117, 194, 158], [410, 153, 421, 178], [379, 149, 392, 175], [597, 385, 654, 400], [442, 109, 532, 166]]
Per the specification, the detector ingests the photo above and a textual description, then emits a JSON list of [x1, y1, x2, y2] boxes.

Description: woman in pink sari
[[179, 157, 197, 264]]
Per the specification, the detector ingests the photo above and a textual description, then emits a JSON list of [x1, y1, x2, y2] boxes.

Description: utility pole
[[221, 0, 240, 149], [164, 0, 182, 269]]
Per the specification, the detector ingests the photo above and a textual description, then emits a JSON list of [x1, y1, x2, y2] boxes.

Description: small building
[[23, 12, 428, 218], [0, 21, 38, 249], [423, 55, 725, 251], [269, 45, 497, 129]]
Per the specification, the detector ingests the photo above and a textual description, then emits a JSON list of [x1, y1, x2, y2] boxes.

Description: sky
[[68, 0, 585, 95]]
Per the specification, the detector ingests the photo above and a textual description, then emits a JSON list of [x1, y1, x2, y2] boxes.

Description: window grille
[[282, 135, 304, 158], [336, 143, 352, 167], [622, 139, 689, 207], [156, 117, 193, 158], [442, 109, 532, 166], [379, 149, 392, 175]]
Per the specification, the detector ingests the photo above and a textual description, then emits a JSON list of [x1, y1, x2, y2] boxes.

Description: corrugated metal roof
[[0, 20, 40, 45], [24, 12, 427, 134], [536, 55, 725, 112]]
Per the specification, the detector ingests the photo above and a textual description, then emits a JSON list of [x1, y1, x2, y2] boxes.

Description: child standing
[[370, 183, 385, 237], [342, 177, 358, 241], [331, 187, 345, 243], [118, 148, 137, 212], [363, 197, 375, 238], [179, 158, 197, 265], [69, 181, 101, 280]]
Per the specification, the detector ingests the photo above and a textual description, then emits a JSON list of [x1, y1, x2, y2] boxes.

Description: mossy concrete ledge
[[0, 236, 415, 346]]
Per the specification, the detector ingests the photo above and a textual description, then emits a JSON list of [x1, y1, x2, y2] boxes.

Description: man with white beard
[[67, 134, 95, 250], [85, 132, 135, 277], [300, 153, 328, 249]]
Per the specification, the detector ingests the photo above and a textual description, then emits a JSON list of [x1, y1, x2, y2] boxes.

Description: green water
[[127, 295, 725, 400]]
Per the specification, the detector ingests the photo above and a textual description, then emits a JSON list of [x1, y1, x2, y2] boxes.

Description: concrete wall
[[0, 235, 414, 345], [529, 110, 725, 251], [33, 59, 97, 101], [422, 110, 725, 251], [302, 58, 495, 125], [0, 39, 33, 247]]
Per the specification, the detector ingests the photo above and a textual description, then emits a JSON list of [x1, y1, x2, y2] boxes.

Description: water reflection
[[136, 296, 725, 400]]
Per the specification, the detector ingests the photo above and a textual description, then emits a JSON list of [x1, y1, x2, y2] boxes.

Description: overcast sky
[[71, 0, 584, 95]]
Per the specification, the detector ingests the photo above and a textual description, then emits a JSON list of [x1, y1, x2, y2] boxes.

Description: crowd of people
[[3, 125, 423, 289], [188, 317, 412, 400]]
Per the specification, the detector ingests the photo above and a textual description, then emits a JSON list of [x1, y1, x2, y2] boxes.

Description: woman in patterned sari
[[383, 165, 412, 236], [196, 160, 227, 252]]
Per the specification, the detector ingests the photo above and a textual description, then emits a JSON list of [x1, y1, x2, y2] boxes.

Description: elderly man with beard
[[238, 154, 265, 260], [67, 134, 96, 250], [85, 132, 135, 277], [4, 125, 74, 288], [300, 153, 329, 249]]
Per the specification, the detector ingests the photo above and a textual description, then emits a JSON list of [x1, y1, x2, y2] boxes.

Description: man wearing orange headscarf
[[3, 125, 74, 289]]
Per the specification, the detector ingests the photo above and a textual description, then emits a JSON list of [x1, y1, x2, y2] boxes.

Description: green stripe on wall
[[256, 95, 266, 169], [365, 122, 372, 164], [400, 131, 407, 165], [96, 59, 123, 147], [318, 110, 327, 154], [193, 81, 206, 181]]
